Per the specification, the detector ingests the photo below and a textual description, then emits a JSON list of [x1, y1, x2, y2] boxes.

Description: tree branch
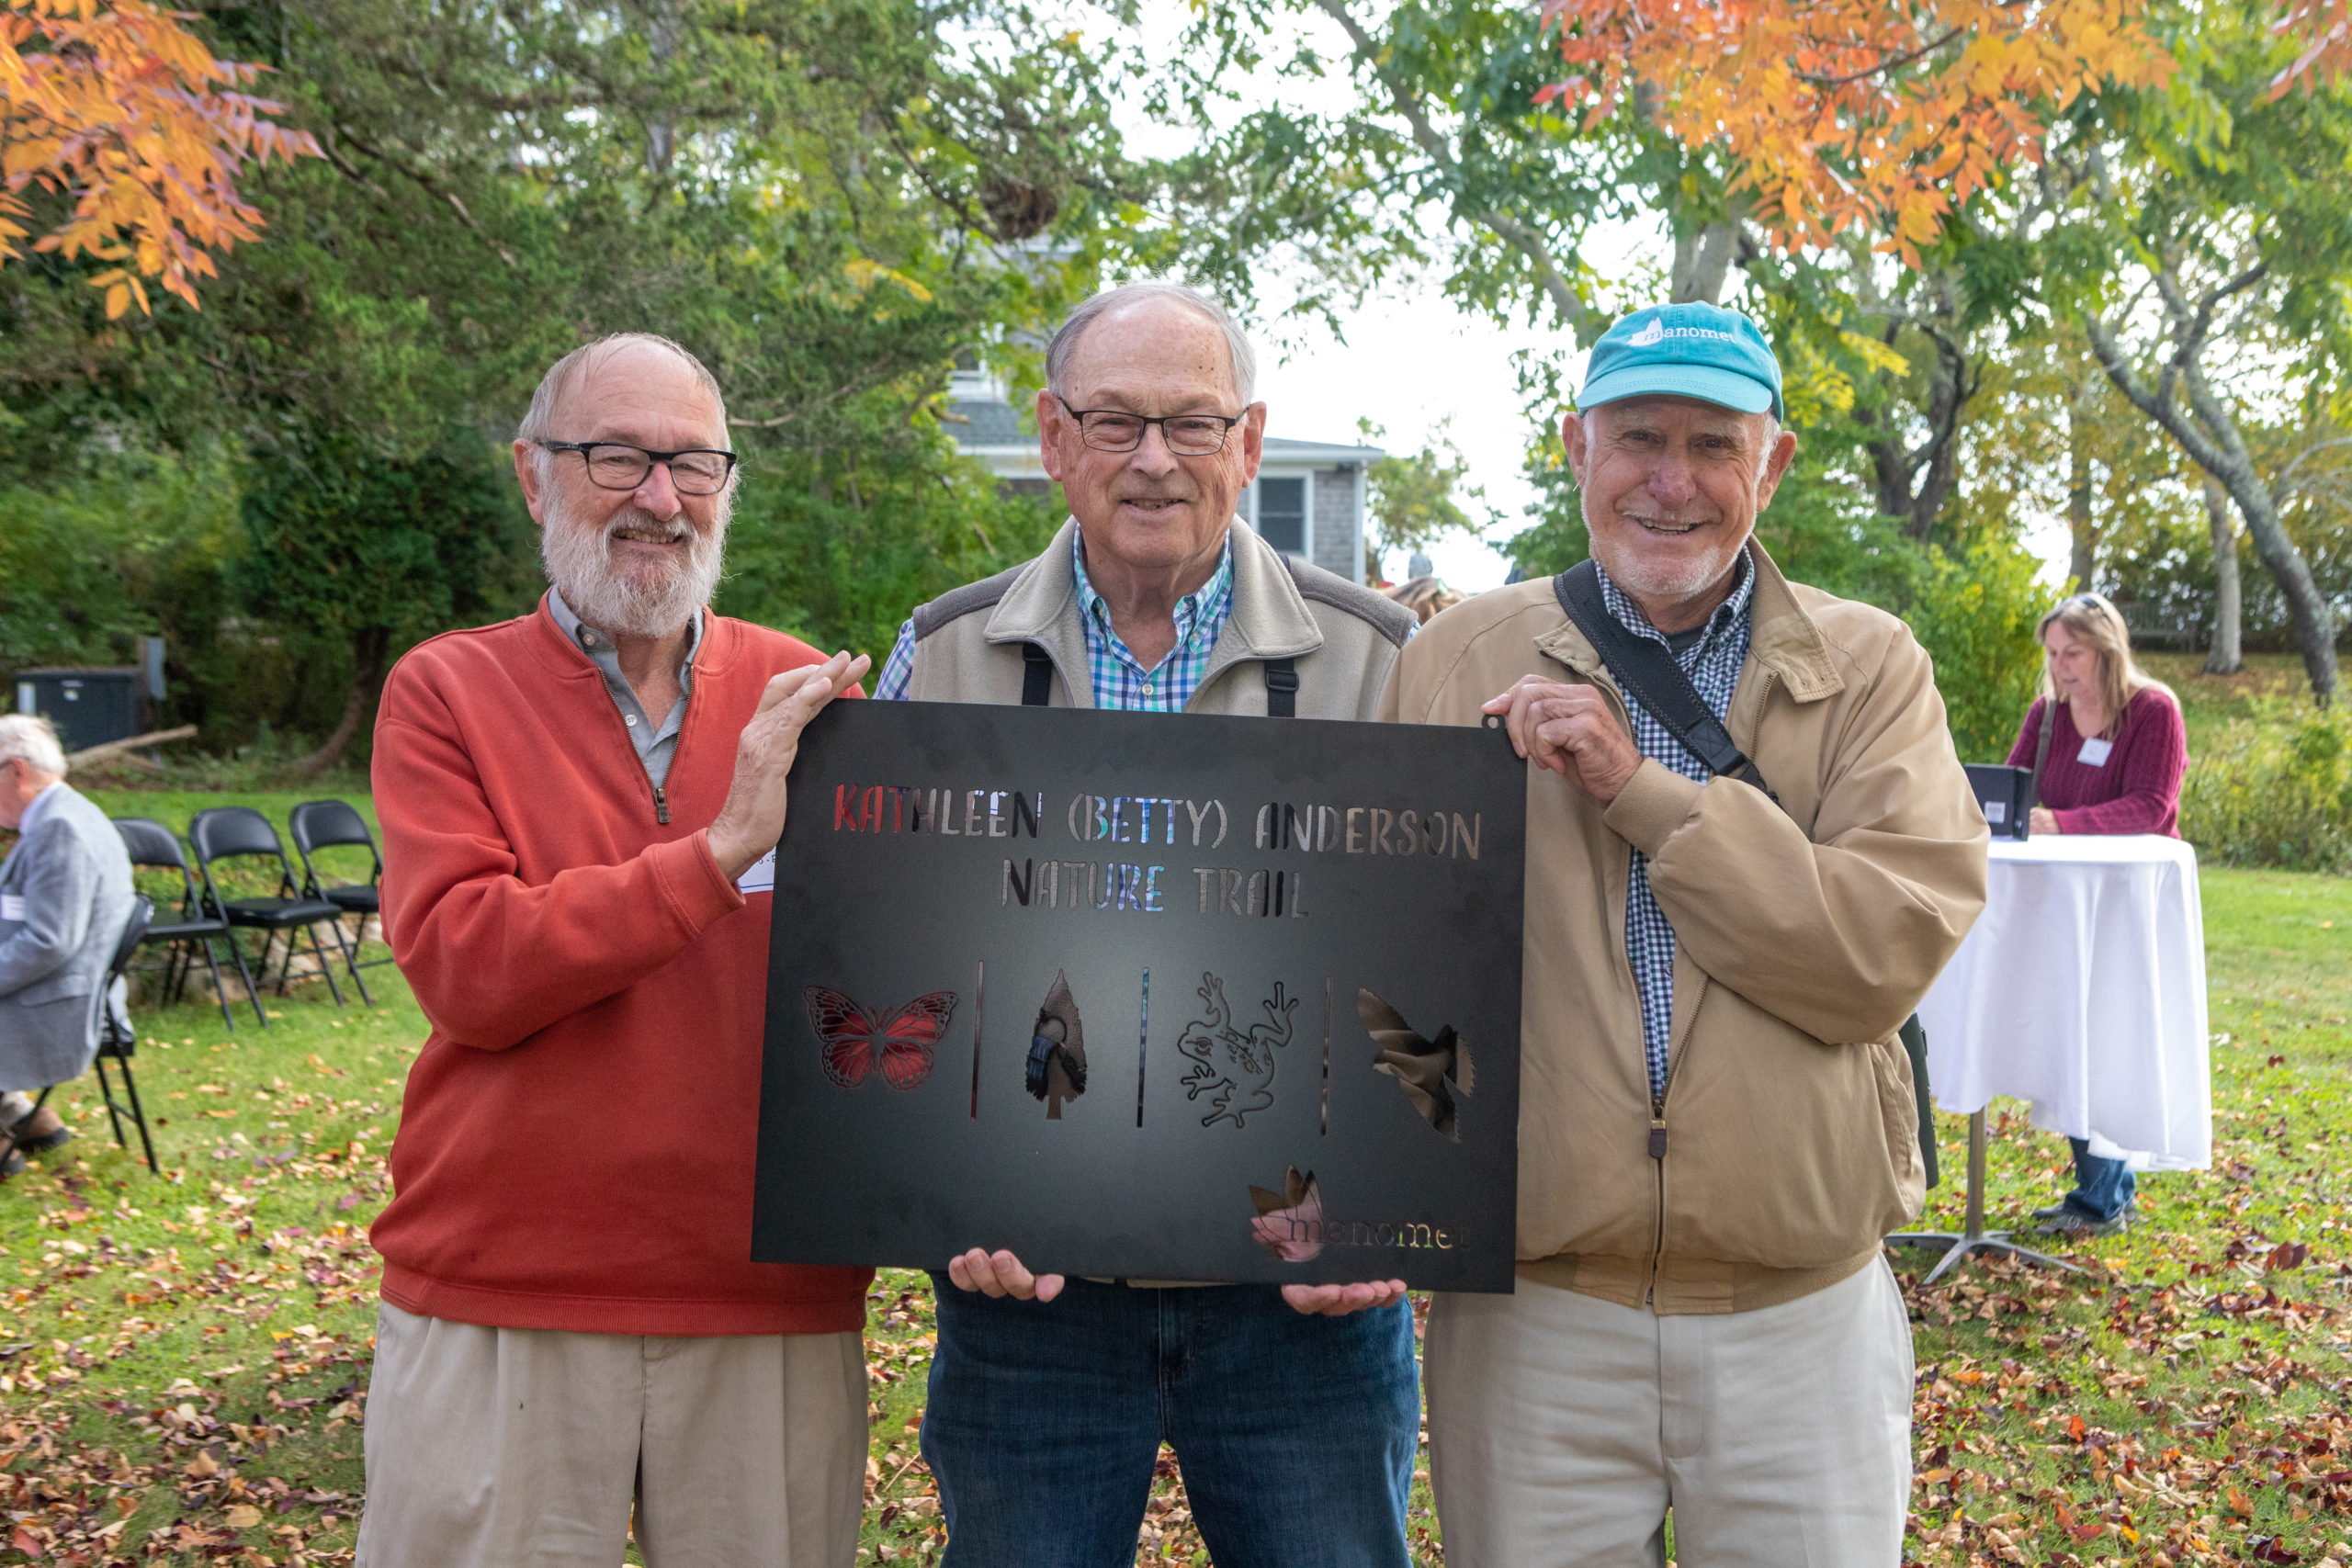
[[330, 123, 517, 268], [1307, 0, 1589, 329]]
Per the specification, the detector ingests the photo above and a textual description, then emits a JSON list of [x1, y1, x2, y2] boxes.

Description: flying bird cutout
[[1248, 1164, 1324, 1262], [1360, 988, 1473, 1141], [1024, 970, 1088, 1119]]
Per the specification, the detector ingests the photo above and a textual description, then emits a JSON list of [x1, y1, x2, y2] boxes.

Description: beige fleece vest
[[899, 518, 1414, 720]]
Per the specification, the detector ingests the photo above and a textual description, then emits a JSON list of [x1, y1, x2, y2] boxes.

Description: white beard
[[1591, 532, 1748, 603], [540, 491, 729, 639]]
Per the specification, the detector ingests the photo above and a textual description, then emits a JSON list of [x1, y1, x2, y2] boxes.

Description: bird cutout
[[1248, 1164, 1324, 1262], [1360, 988, 1473, 1141], [1023, 970, 1088, 1120], [804, 987, 956, 1091], [1177, 972, 1298, 1128]]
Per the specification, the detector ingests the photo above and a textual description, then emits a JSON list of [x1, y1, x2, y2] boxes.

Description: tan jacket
[[899, 517, 1414, 718], [1382, 544, 1987, 1314]]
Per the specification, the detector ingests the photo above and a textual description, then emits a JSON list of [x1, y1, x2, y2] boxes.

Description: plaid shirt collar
[[1069, 526, 1236, 710], [1591, 548, 1756, 660]]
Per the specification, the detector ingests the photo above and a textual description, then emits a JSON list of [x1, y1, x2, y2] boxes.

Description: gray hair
[[516, 333, 732, 456], [0, 715, 67, 777], [1045, 283, 1258, 406]]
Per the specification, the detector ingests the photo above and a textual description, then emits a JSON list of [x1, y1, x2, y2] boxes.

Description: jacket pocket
[[1658, 991, 1917, 1269], [14, 969, 91, 1008], [1871, 1034, 1926, 1225]]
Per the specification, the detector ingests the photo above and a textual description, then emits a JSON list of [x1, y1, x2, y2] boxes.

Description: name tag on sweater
[[737, 849, 775, 895], [0, 893, 21, 921], [2078, 737, 2113, 767]]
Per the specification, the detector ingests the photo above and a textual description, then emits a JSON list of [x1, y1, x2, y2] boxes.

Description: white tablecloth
[[1917, 834, 2210, 1171]]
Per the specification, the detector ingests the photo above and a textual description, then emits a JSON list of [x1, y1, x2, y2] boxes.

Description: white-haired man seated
[[357, 333, 872, 1567], [0, 714, 136, 1174]]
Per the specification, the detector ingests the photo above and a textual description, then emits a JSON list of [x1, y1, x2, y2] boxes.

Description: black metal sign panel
[[752, 699, 1527, 1292]]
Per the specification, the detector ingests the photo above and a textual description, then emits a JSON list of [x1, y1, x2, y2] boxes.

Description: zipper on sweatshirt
[[652, 784, 670, 826]]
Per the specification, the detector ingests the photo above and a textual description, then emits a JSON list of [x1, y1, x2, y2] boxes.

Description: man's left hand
[[1482, 676, 1642, 803], [1281, 1280, 1408, 1316]]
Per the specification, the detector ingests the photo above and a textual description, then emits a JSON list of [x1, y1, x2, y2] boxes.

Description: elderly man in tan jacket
[[1385, 302, 1986, 1567]]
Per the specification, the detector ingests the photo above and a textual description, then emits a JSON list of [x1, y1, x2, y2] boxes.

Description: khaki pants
[[1424, 1259, 1913, 1568], [356, 1302, 867, 1568]]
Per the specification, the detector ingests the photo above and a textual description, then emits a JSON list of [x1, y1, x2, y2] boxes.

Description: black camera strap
[[1551, 558, 1936, 1187], [1552, 559, 1777, 803]]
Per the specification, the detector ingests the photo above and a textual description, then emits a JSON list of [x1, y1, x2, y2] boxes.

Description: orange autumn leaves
[[1, 0, 320, 315], [1536, 0, 2174, 261]]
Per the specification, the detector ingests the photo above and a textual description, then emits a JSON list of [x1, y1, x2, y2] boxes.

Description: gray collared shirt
[[546, 590, 702, 788]]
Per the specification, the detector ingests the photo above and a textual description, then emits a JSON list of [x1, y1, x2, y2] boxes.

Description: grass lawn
[[0, 790, 2345, 1564]]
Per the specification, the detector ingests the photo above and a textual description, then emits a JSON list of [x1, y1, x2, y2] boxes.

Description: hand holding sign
[[1481, 677, 1641, 803], [707, 651, 869, 881]]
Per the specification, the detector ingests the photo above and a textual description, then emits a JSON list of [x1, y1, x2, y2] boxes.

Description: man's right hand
[[946, 1248, 1065, 1303], [705, 651, 869, 881]]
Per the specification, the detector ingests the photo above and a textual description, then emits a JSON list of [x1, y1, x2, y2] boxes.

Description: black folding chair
[[111, 817, 243, 1032], [288, 800, 395, 984], [2, 894, 158, 1175], [188, 807, 368, 1014]]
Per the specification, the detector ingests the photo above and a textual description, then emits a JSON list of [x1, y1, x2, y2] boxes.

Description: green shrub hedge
[[2179, 700, 2352, 872]]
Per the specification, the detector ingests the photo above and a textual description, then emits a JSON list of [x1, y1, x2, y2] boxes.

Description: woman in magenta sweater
[[2005, 592, 2188, 1237]]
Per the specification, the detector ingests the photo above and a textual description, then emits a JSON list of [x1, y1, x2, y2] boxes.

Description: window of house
[[1254, 476, 1307, 554]]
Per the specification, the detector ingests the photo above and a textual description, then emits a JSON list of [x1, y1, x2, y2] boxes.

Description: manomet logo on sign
[[1629, 321, 1738, 347]]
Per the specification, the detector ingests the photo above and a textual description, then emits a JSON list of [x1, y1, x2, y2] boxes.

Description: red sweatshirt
[[2005, 688, 2187, 838], [368, 603, 871, 1336]]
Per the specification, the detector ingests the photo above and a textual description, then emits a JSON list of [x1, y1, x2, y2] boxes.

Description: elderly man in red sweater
[[358, 333, 871, 1567]]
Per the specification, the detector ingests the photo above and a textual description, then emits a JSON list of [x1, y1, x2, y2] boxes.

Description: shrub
[[1902, 536, 2054, 763], [2179, 701, 2352, 871]]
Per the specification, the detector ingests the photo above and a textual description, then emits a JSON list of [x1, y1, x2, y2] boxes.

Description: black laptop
[[1964, 764, 2033, 840]]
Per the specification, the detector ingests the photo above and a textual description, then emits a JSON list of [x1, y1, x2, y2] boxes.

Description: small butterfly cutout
[[804, 987, 956, 1091]]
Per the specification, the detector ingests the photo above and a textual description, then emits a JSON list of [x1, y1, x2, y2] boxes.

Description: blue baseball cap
[[1576, 303, 1783, 422]]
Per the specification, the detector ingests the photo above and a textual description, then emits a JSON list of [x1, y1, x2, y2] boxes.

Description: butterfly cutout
[[804, 987, 956, 1091], [1248, 1164, 1324, 1262]]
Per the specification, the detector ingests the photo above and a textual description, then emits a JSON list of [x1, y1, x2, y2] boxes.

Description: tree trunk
[[291, 624, 392, 780], [1859, 319, 1973, 540], [2201, 479, 2243, 675], [2067, 387, 2097, 592], [1669, 221, 1739, 305], [2083, 318, 2339, 703]]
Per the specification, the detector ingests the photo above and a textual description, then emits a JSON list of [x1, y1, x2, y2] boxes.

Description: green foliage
[[0, 0, 1173, 762], [1363, 420, 1487, 565], [1900, 536, 2058, 762], [720, 436, 1064, 664], [232, 433, 534, 663], [2181, 701, 2352, 871]]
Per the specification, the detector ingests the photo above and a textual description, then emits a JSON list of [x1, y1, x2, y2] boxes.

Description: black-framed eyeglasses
[[537, 439, 739, 496], [1054, 396, 1248, 456]]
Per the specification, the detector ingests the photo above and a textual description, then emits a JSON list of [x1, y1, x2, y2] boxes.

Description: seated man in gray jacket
[[0, 715, 136, 1171]]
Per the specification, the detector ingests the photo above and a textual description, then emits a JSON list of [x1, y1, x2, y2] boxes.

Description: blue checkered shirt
[[876, 529, 1237, 710], [1596, 555, 1756, 1101]]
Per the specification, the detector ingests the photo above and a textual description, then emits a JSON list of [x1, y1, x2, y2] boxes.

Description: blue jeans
[[2065, 1137, 2137, 1220], [921, 1275, 1419, 1568]]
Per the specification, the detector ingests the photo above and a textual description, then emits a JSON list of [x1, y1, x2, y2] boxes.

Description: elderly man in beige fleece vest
[[871, 282, 1426, 1568], [1385, 302, 1987, 1566]]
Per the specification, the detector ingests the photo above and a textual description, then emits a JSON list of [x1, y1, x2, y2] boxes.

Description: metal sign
[[752, 699, 1527, 1291]]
